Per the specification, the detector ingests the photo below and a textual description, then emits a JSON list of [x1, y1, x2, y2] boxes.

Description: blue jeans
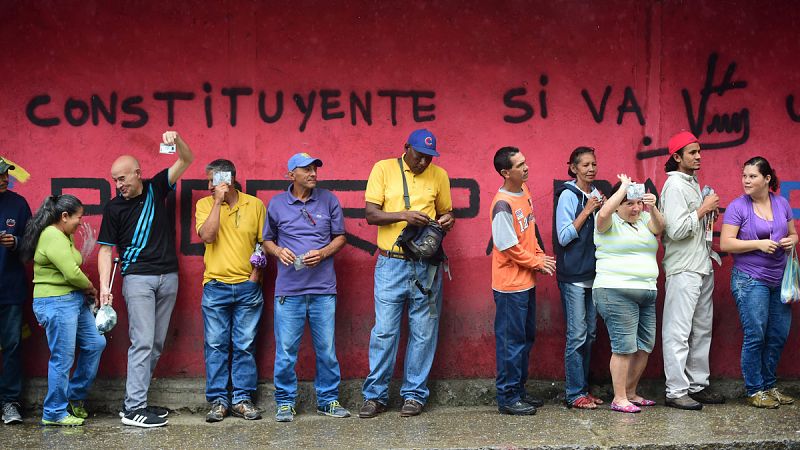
[[274, 294, 341, 407], [559, 282, 597, 403], [362, 256, 443, 405], [0, 305, 22, 403], [32, 291, 106, 422], [493, 288, 536, 407], [594, 288, 656, 354], [731, 268, 792, 396], [202, 280, 264, 407]]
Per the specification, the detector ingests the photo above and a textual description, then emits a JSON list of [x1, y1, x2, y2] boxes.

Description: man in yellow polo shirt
[[359, 129, 455, 419], [195, 159, 266, 423]]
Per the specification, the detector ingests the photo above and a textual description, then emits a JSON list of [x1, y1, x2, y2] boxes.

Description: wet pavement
[[5, 400, 800, 449]]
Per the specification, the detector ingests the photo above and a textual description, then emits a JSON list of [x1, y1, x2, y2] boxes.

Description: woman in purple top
[[720, 156, 798, 409]]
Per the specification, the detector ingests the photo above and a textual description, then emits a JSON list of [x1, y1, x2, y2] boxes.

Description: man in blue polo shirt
[[0, 157, 31, 425], [262, 152, 348, 423]]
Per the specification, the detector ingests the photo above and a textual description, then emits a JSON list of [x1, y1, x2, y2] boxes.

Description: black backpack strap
[[397, 157, 410, 210]]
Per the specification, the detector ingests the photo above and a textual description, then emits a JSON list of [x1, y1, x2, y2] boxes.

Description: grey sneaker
[[2, 402, 23, 424], [275, 404, 295, 422], [231, 400, 262, 420], [317, 400, 351, 418], [206, 401, 228, 423]]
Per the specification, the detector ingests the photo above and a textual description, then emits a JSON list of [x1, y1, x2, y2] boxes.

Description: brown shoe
[[689, 388, 725, 404], [400, 399, 423, 417], [231, 400, 262, 420], [747, 390, 779, 409], [358, 400, 386, 419], [767, 388, 795, 405]]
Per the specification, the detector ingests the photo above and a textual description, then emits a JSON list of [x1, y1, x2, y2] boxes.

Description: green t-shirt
[[593, 212, 659, 290], [33, 225, 91, 298]]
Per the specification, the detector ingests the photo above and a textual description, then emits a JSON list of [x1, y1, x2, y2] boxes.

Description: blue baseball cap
[[287, 152, 323, 171], [407, 129, 440, 157]]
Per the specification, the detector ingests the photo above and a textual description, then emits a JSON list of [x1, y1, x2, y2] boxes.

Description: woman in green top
[[20, 195, 105, 426], [593, 174, 664, 414]]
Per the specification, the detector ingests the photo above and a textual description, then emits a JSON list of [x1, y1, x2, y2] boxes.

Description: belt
[[378, 249, 409, 260]]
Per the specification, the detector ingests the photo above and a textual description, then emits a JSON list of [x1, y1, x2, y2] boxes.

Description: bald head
[[111, 155, 143, 199], [111, 155, 140, 173]]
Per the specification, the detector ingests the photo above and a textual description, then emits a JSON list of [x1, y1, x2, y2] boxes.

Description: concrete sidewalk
[[11, 378, 800, 448], [5, 400, 800, 449], [19, 377, 784, 413]]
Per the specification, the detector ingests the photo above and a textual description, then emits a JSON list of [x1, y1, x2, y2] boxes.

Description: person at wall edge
[[720, 156, 798, 409]]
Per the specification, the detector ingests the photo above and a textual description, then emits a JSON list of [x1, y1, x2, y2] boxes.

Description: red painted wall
[[3, 0, 800, 381]]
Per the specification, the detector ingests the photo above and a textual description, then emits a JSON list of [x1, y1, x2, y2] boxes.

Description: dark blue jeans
[[0, 304, 22, 403], [201, 280, 264, 407], [731, 268, 792, 396], [493, 288, 536, 407]]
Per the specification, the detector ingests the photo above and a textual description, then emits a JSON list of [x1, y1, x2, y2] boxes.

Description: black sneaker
[[121, 408, 168, 428], [147, 405, 170, 418], [119, 405, 170, 419], [499, 401, 537, 415], [521, 392, 545, 408]]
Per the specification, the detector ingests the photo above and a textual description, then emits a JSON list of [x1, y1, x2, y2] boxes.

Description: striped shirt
[[593, 211, 659, 290]]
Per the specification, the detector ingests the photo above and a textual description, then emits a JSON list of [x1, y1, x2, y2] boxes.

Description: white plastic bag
[[780, 245, 800, 304], [95, 305, 118, 334]]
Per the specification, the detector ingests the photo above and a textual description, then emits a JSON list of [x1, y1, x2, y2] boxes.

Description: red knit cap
[[668, 131, 698, 155]]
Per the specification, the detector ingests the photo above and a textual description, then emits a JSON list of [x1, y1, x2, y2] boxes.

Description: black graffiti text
[[26, 85, 437, 132], [682, 52, 750, 149]]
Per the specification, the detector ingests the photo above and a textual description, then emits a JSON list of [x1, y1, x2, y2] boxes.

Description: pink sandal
[[630, 398, 656, 407], [610, 402, 641, 413]]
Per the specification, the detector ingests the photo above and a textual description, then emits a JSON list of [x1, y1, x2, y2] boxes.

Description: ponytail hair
[[567, 146, 595, 178], [20, 194, 83, 262], [743, 156, 780, 192], [664, 152, 681, 173]]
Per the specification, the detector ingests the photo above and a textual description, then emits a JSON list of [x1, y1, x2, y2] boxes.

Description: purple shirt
[[723, 193, 792, 286], [264, 186, 345, 296]]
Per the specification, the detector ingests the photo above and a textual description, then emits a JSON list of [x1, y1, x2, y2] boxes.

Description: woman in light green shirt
[[593, 174, 664, 414], [20, 194, 105, 426]]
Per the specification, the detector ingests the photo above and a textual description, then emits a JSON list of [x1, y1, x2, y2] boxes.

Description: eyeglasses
[[301, 207, 316, 226]]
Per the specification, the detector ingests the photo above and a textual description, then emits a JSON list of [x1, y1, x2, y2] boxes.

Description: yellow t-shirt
[[365, 156, 452, 252], [195, 191, 266, 285]]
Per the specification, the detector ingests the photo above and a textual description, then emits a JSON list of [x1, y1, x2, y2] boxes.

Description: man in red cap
[[659, 131, 724, 410]]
